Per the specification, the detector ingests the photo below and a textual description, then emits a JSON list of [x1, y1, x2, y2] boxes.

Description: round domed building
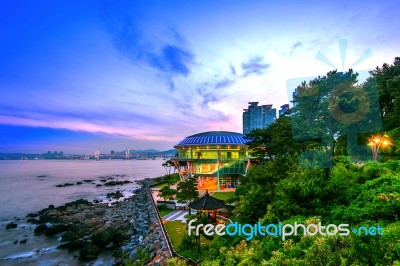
[[172, 131, 252, 191]]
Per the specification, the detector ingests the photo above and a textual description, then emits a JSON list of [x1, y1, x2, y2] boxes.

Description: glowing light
[[382, 140, 388, 145]]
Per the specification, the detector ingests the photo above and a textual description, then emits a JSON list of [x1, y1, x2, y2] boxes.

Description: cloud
[[241, 56, 271, 76], [215, 78, 234, 89], [149, 44, 193, 76], [230, 64, 237, 76], [102, 14, 194, 77], [292, 42, 302, 49]]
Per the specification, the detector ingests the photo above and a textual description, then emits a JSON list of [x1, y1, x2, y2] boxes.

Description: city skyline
[[1, 0, 399, 153]]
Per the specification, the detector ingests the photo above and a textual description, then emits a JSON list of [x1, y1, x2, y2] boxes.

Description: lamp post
[[368, 133, 390, 161]]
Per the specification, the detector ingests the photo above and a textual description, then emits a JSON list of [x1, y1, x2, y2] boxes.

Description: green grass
[[212, 191, 235, 202], [164, 221, 187, 248], [151, 182, 169, 188], [158, 207, 175, 217], [164, 220, 212, 261]]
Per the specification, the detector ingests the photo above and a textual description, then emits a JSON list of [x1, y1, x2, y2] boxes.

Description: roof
[[188, 190, 225, 210], [175, 131, 249, 147]]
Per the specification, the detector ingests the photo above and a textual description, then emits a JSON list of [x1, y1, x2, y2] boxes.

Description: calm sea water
[[0, 159, 165, 265], [0, 159, 165, 220]]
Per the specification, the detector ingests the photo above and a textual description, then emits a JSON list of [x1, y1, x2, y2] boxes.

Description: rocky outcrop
[[27, 178, 171, 264], [5, 222, 17, 229]]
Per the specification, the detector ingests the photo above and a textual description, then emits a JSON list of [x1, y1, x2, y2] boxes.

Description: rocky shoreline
[[8, 178, 171, 265]]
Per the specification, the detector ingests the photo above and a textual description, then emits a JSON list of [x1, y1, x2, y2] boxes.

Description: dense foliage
[[200, 57, 400, 265]]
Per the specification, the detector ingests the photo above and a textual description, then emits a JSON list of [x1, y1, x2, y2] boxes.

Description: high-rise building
[[242, 102, 276, 134], [292, 88, 299, 107], [279, 104, 290, 117], [242, 109, 250, 134]]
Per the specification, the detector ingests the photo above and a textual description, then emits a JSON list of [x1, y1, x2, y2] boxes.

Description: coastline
[[1, 178, 171, 265]]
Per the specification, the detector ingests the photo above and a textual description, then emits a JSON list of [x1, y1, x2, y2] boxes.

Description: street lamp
[[367, 133, 391, 161]]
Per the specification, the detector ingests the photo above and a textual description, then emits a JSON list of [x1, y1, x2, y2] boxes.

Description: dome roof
[[175, 131, 248, 147]]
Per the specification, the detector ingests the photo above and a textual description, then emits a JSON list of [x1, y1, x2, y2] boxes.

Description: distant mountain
[[127, 149, 176, 154], [159, 149, 177, 155]]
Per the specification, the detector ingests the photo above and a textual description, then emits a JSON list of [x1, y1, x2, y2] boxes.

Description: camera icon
[[287, 40, 382, 168]]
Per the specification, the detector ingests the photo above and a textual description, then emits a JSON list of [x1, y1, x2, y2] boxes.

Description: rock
[[106, 191, 124, 199], [100, 225, 115, 244], [6, 222, 17, 229], [156, 249, 163, 257], [19, 239, 27, 244], [115, 226, 130, 243], [159, 258, 168, 266], [150, 251, 155, 260], [77, 204, 87, 211], [56, 183, 74, 188], [58, 239, 88, 251], [45, 224, 68, 235], [27, 218, 41, 224], [44, 209, 58, 219], [79, 244, 99, 260], [61, 231, 76, 242], [34, 223, 48, 234], [163, 250, 170, 257], [160, 241, 167, 249]]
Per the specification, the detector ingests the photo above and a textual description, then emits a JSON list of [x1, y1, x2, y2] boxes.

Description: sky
[[0, 0, 399, 154]]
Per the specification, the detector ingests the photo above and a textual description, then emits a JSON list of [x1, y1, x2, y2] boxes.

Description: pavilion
[[188, 190, 225, 222], [172, 131, 252, 191]]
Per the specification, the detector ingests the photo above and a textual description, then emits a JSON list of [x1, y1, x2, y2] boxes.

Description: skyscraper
[[292, 88, 299, 107], [279, 104, 290, 117], [242, 102, 276, 134]]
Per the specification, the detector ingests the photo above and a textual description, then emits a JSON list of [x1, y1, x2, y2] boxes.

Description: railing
[[146, 187, 173, 257], [147, 186, 203, 265]]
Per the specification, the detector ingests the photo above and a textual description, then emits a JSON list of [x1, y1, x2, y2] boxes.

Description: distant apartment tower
[[279, 104, 290, 117], [243, 102, 276, 134], [292, 88, 299, 107]]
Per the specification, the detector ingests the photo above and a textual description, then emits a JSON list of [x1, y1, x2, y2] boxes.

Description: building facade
[[172, 131, 251, 191], [242, 102, 277, 134], [279, 104, 290, 117]]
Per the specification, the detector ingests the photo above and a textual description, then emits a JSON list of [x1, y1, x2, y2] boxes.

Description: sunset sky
[[0, 0, 399, 154]]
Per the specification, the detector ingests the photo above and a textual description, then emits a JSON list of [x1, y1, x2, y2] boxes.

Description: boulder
[[34, 223, 48, 234], [45, 224, 68, 235], [58, 239, 87, 251], [6, 222, 17, 229], [100, 225, 115, 244], [79, 244, 100, 260], [61, 231, 76, 242], [27, 218, 41, 224]]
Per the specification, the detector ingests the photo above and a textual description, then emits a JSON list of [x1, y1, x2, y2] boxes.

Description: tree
[[369, 57, 400, 131], [157, 186, 177, 201], [246, 116, 301, 161], [181, 212, 213, 251], [234, 158, 297, 223], [162, 160, 175, 176], [177, 175, 198, 214]]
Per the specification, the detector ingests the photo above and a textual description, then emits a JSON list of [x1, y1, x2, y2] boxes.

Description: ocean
[[0, 159, 165, 265]]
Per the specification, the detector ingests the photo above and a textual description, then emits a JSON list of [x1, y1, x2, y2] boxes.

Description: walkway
[[162, 210, 196, 222]]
